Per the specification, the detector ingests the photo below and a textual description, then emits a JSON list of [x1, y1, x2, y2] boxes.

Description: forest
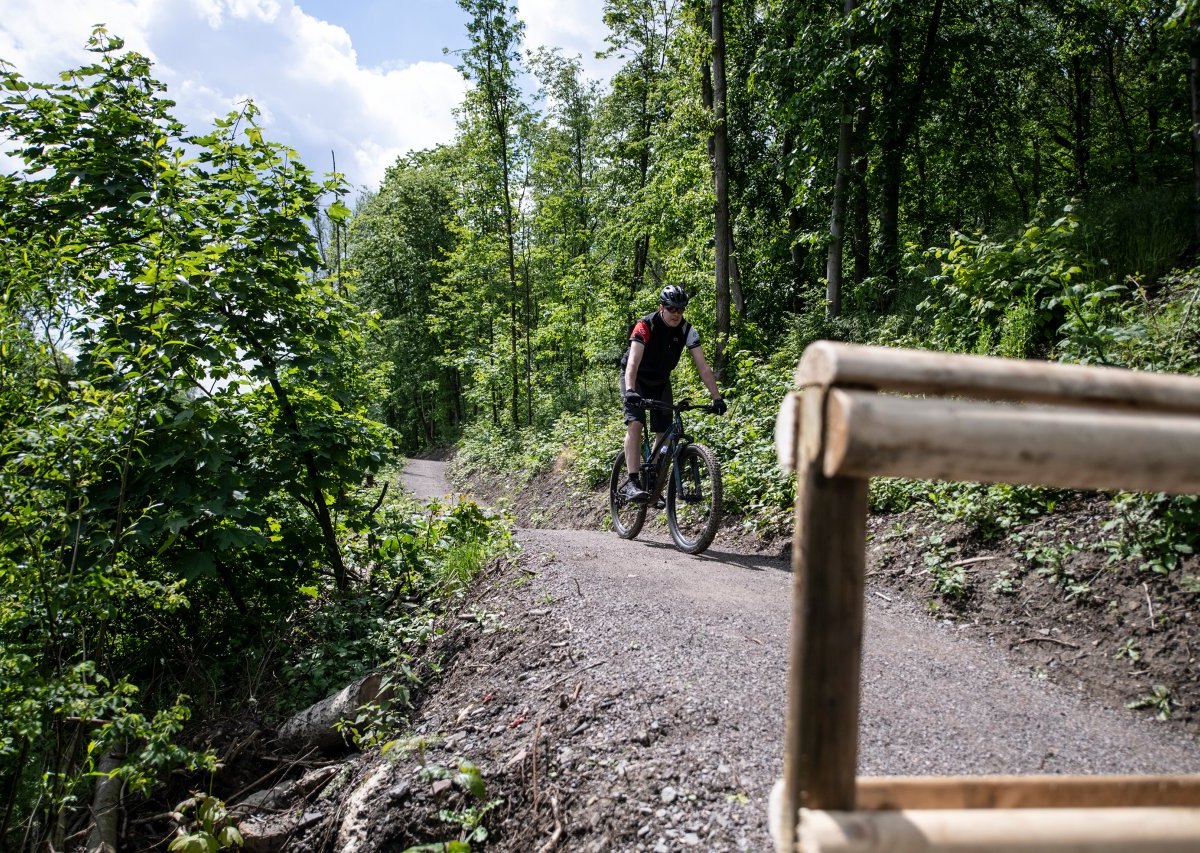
[[2, 0, 1199, 849]]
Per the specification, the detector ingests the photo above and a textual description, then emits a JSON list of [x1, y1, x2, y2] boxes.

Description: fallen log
[[276, 674, 385, 754]]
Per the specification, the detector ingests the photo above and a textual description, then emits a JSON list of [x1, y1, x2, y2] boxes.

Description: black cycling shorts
[[620, 375, 672, 433]]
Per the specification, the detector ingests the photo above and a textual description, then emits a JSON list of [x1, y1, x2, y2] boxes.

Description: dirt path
[[331, 460, 1200, 851]]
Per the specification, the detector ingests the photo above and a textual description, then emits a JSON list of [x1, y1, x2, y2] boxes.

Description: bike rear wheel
[[609, 449, 647, 539], [666, 443, 722, 554]]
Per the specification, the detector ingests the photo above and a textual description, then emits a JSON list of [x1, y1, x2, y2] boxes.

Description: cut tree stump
[[276, 673, 386, 754]]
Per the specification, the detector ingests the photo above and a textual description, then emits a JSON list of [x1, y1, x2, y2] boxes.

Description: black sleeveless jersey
[[619, 311, 701, 385]]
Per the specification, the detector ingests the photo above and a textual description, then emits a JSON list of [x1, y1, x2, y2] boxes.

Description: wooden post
[[772, 342, 1200, 852], [780, 388, 869, 848]]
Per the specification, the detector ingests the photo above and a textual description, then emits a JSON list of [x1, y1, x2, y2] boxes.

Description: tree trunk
[[878, 0, 944, 299], [524, 260, 534, 427], [827, 107, 853, 318], [711, 0, 731, 369], [782, 128, 809, 313], [1071, 54, 1093, 194], [730, 232, 745, 315], [86, 743, 126, 853], [1102, 39, 1138, 185], [879, 23, 904, 292], [827, 0, 858, 319], [851, 95, 871, 287], [247, 340, 348, 590], [488, 318, 498, 427], [1191, 40, 1200, 243], [704, 53, 743, 321], [277, 674, 389, 754]]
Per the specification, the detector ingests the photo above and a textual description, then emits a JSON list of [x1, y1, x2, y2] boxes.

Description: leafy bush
[[1104, 492, 1200, 576], [926, 482, 1061, 542], [0, 36, 418, 847], [280, 491, 513, 713], [454, 420, 560, 484], [1080, 185, 1194, 286], [557, 406, 628, 489], [913, 205, 1127, 364], [686, 351, 796, 534]]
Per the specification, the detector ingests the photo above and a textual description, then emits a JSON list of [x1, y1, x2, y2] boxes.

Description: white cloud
[[518, 0, 618, 83], [0, 0, 466, 193]]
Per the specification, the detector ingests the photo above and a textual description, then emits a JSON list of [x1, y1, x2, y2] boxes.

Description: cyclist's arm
[[689, 346, 722, 401], [625, 340, 646, 390]]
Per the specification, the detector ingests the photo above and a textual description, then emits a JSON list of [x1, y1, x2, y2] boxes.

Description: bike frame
[[637, 399, 698, 503]]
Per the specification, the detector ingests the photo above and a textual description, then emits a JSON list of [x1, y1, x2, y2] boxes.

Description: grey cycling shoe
[[620, 478, 649, 503]]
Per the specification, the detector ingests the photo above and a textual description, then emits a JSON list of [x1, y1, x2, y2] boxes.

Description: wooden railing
[[769, 341, 1200, 852]]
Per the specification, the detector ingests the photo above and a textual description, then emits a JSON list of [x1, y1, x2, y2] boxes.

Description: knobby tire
[[666, 443, 722, 555], [609, 449, 647, 539]]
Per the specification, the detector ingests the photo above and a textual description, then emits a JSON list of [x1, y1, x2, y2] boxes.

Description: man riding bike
[[619, 285, 726, 502]]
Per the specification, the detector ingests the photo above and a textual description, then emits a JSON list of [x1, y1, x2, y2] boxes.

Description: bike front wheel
[[609, 449, 647, 540], [666, 443, 722, 554]]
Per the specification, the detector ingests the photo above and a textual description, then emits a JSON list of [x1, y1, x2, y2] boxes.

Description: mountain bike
[[608, 398, 723, 555]]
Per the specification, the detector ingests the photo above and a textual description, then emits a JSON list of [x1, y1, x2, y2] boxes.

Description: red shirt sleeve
[[630, 320, 652, 345]]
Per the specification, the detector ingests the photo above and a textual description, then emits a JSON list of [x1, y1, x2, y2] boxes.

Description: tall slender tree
[[452, 0, 530, 428]]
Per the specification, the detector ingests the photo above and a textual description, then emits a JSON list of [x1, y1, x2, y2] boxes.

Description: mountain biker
[[619, 285, 726, 502]]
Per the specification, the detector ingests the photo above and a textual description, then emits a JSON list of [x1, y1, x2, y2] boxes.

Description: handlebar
[[638, 397, 721, 414]]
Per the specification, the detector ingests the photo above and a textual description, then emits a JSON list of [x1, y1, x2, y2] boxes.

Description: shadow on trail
[[637, 539, 791, 573]]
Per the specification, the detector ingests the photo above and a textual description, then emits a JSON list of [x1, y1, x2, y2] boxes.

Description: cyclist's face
[[660, 304, 684, 326]]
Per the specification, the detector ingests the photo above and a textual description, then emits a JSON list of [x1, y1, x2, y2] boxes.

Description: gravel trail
[[385, 459, 1200, 850]]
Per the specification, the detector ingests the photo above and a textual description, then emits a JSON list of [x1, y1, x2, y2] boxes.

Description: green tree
[[0, 31, 388, 847], [449, 0, 532, 429], [349, 150, 463, 450]]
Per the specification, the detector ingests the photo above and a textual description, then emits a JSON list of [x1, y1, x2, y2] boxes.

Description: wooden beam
[[779, 389, 869, 850], [824, 389, 1200, 494], [797, 807, 1200, 852], [796, 341, 1200, 414], [856, 775, 1200, 810]]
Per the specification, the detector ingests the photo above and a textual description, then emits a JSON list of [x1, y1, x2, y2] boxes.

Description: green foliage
[[1079, 186, 1195, 286], [913, 206, 1127, 364], [349, 150, 462, 453], [1115, 637, 1142, 662], [405, 762, 500, 849], [868, 479, 1059, 541], [557, 407, 629, 489], [280, 492, 512, 713], [1104, 493, 1200, 576], [0, 33, 422, 847], [869, 478, 929, 514], [1126, 685, 1177, 721], [168, 794, 244, 853], [921, 533, 968, 599], [685, 350, 795, 533], [454, 420, 562, 485], [927, 483, 1061, 542]]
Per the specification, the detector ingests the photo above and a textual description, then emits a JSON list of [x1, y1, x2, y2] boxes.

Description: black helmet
[[659, 285, 689, 309]]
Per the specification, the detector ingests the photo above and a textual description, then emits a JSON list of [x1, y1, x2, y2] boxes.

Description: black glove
[[711, 397, 727, 415], [623, 389, 644, 407]]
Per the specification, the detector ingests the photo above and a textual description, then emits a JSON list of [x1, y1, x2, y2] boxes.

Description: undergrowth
[[273, 481, 514, 721]]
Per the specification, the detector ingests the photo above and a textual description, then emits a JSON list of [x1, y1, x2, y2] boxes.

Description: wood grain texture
[[797, 807, 1200, 852], [796, 340, 1200, 414], [824, 389, 1200, 494], [856, 775, 1200, 810]]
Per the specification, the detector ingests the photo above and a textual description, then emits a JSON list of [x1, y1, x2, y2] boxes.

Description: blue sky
[[0, 0, 619, 196]]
